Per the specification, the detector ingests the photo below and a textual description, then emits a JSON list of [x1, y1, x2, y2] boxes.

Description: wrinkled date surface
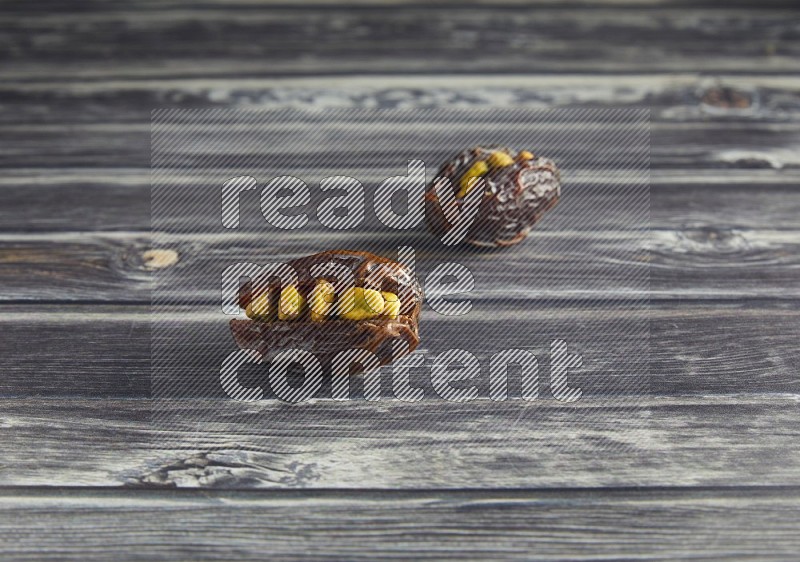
[[230, 250, 422, 369], [426, 145, 561, 247]]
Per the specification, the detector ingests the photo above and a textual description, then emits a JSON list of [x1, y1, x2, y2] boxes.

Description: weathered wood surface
[[2, 169, 799, 232], [7, 227, 800, 302], [3, 301, 798, 398], [2, 227, 800, 341], [0, 396, 797, 488], [1, 486, 799, 561], [2, 0, 800, 558], [5, 119, 800, 169], [2, 3, 799, 79], [3, 74, 800, 126]]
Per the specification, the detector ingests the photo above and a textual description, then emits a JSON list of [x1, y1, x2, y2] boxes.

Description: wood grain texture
[[2, 74, 799, 126], [5, 119, 800, 169], [1, 0, 799, 557], [3, 169, 799, 232], [0, 486, 799, 561], [0, 302, 797, 399], [1, 4, 799, 80], [0, 396, 797, 488], [4, 226, 800, 303]]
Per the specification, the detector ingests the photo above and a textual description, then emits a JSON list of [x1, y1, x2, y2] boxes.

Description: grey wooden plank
[[0, 396, 798, 488], [2, 74, 799, 125], [3, 226, 800, 303], [0, 302, 797, 398], [0, 170, 151, 232], [0, 487, 798, 561], [1, 5, 799, 80], [4, 119, 799, 169], [2, 169, 799, 232], [4, 0, 800, 8], [5, 0, 799, 9]]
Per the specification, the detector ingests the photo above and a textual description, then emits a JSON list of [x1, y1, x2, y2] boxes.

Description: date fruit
[[230, 250, 422, 368], [426, 145, 561, 247]]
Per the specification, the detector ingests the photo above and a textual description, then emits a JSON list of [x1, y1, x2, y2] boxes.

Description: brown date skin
[[230, 250, 422, 368], [425, 145, 561, 248]]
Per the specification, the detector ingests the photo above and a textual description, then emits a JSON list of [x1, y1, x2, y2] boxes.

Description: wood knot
[[677, 227, 750, 255], [701, 86, 753, 110], [141, 249, 179, 270], [123, 450, 320, 488]]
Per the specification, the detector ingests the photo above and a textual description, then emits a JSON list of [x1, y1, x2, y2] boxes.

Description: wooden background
[[1, 0, 800, 559]]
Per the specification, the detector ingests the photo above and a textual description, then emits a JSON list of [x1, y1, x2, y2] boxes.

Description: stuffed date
[[230, 250, 422, 368], [425, 145, 561, 247]]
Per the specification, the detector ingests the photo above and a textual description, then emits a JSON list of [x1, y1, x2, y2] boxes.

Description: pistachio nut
[[380, 291, 401, 319], [487, 150, 515, 169], [338, 287, 385, 321], [245, 292, 274, 321], [278, 285, 306, 321], [456, 160, 489, 198], [309, 279, 336, 322]]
